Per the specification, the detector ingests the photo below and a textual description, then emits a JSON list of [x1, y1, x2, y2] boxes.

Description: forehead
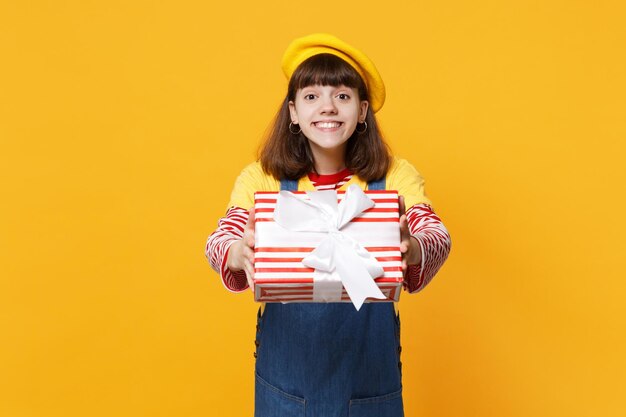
[[291, 56, 362, 90], [298, 84, 356, 91]]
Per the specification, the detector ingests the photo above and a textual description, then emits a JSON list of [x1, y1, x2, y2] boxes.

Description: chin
[[310, 139, 350, 150]]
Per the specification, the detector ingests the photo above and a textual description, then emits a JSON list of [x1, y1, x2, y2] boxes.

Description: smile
[[313, 121, 343, 129]]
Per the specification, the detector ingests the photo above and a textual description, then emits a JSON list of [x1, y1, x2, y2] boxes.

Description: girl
[[206, 33, 451, 417]]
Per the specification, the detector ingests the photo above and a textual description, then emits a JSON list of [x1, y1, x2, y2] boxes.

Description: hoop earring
[[356, 121, 368, 134], [289, 122, 301, 135]]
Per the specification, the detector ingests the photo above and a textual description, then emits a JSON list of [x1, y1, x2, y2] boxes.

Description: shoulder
[[237, 161, 266, 181], [227, 161, 280, 209], [239, 160, 266, 176], [234, 161, 282, 186], [387, 156, 424, 180], [386, 156, 432, 208]]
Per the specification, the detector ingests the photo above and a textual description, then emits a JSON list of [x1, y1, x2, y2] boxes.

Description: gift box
[[253, 185, 403, 309]]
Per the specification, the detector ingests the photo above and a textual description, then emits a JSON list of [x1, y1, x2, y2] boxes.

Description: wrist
[[225, 240, 242, 272], [409, 236, 422, 265]]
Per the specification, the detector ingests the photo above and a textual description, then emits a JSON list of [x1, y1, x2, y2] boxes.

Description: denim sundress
[[254, 178, 404, 417]]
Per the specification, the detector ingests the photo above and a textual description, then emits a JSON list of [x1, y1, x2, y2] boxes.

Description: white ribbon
[[273, 184, 386, 310]]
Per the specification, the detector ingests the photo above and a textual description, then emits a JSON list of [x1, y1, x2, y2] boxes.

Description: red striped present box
[[253, 190, 403, 303]]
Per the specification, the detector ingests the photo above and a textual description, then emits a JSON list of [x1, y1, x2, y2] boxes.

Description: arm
[[387, 157, 451, 293], [403, 203, 451, 293], [205, 162, 272, 292], [205, 206, 251, 292]]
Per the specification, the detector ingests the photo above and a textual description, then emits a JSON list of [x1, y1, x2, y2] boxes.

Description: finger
[[399, 195, 406, 216], [245, 210, 256, 246], [399, 214, 410, 242], [246, 208, 256, 229], [243, 257, 254, 274], [226, 240, 243, 271], [244, 232, 255, 248], [243, 259, 255, 288], [243, 246, 255, 264], [245, 272, 254, 291]]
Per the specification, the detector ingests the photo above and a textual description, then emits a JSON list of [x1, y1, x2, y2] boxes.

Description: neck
[[310, 145, 347, 175]]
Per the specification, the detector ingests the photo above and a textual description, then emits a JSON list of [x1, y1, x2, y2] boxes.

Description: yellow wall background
[[1, 1, 624, 416]]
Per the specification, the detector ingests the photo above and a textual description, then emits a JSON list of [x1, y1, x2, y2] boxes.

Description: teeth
[[315, 122, 341, 128]]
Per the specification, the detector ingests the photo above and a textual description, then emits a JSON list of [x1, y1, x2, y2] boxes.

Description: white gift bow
[[273, 184, 386, 310]]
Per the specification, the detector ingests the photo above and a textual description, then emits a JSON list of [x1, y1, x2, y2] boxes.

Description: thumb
[[245, 207, 256, 231], [245, 208, 256, 248], [399, 213, 410, 250]]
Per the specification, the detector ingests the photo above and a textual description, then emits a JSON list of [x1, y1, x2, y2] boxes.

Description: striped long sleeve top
[[206, 165, 451, 294]]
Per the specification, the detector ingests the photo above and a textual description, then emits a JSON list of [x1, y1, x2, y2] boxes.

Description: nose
[[319, 95, 338, 114]]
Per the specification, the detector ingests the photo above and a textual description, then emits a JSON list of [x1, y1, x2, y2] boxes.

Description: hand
[[399, 195, 422, 274], [226, 208, 256, 290]]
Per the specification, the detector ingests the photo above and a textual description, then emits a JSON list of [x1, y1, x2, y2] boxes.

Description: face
[[289, 84, 369, 154]]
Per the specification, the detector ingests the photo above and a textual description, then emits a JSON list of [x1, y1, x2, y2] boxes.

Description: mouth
[[312, 121, 343, 130]]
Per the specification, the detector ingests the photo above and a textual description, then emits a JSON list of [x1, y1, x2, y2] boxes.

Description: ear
[[288, 101, 298, 124], [359, 100, 369, 122]]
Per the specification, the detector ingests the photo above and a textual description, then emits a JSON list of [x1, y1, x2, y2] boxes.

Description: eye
[[337, 93, 351, 100], [303, 93, 316, 100]]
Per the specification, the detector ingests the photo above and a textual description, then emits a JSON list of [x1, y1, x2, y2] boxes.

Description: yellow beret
[[281, 33, 386, 113]]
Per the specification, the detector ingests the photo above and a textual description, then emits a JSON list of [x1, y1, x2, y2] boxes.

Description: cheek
[[348, 106, 362, 122], [299, 107, 316, 122]]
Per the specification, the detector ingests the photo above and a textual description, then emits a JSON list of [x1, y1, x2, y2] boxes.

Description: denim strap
[[279, 179, 299, 191], [279, 177, 386, 191]]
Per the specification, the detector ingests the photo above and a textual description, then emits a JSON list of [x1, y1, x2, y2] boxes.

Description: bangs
[[288, 54, 366, 98]]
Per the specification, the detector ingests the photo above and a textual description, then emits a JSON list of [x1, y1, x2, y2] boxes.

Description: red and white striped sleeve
[[205, 206, 251, 292], [404, 203, 451, 293]]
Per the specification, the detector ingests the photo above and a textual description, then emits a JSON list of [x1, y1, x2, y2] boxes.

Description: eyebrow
[[301, 85, 351, 92]]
